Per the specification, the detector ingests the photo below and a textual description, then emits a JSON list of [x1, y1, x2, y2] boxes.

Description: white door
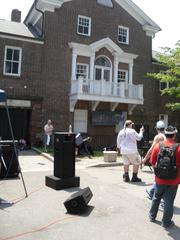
[[94, 57, 112, 95]]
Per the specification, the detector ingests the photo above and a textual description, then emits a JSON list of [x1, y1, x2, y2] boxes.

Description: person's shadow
[[166, 225, 180, 240]]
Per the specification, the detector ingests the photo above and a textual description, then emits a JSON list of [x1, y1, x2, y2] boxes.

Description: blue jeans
[[149, 184, 178, 226]]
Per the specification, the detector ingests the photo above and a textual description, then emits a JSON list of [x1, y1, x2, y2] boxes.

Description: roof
[[0, 19, 35, 38], [0, 18, 42, 43], [25, 0, 161, 37]]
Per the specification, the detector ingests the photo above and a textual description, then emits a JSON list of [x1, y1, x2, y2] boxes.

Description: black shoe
[[161, 221, 175, 228], [149, 217, 155, 222], [131, 176, 142, 182], [123, 173, 130, 182]]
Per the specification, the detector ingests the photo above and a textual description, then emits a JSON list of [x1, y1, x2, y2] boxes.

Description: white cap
[[165, 126, 178, 135], [156, 120, 165, 129]]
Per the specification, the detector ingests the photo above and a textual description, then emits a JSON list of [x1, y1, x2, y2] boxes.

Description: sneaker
[[161, 221, 175, 228], [131, 176, 142, 182], [146, 189, 153, 200], [123, 174, 130, 182]]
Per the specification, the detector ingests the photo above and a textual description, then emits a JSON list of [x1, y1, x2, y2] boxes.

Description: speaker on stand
[[46, 132, 80, 190]]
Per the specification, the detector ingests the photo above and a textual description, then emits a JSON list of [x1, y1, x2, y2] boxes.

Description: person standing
[[44, 119, 54, 152], [117, 120, 144, 182], [149, 126, 180, 228], [142, 120, 166, 199]]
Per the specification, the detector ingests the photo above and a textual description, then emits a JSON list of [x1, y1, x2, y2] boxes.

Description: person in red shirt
[[149, 125, 180, 228]]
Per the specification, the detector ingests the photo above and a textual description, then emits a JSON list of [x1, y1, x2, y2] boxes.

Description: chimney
[[11, 9, 21, 22]]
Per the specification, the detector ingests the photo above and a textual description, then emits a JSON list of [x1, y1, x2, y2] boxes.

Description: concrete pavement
[[0, 150, 179, 240]]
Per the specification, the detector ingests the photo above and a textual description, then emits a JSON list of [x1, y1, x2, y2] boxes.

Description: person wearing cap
[[117, 120, 144, 182], [142, 120, 166, 199], [149, 126, 180, 228]]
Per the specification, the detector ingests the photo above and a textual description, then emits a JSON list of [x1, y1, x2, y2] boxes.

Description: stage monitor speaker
[[54, 132, 75, 178], [0, 141, 19, 178], [64, 187, 93, 214]]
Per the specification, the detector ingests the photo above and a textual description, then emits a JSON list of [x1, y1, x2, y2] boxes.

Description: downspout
[[34, 0, 45, 38]]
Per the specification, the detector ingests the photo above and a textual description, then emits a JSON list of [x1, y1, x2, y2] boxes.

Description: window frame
[[3, 46, 22, 77], [76, 63, 89, 81], [118, 26, 129, 45], [77, 15, 91, 36], [117, 69, 128, 83], [159, 81, 169, 91]]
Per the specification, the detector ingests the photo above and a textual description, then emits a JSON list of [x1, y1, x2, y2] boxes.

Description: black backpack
[[154, 143, 179, 179]]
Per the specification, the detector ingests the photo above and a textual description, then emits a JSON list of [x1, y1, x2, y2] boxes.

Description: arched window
[[95, 57, 111, 67], [95, 56, 112, 82]]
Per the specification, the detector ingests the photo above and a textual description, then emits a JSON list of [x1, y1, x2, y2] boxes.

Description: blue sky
[[0, 0, 179, 51]]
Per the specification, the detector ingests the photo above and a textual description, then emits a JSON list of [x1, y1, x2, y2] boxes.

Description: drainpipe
[[34, 0, 45, 38]]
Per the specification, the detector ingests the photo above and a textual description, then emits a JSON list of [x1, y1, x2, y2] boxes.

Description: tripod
[[0, 90, 28, 197]]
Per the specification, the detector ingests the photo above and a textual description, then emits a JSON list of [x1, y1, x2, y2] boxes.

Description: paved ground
[[0, 150, 179, 240]]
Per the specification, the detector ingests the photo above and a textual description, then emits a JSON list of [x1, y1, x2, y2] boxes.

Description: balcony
[[70, 77, 143, 112]]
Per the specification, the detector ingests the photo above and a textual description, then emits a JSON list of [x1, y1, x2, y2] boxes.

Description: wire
[[1, 215, 78, 240]]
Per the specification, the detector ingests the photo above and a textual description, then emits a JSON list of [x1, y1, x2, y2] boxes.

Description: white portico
[[69, 37, 143, 113]]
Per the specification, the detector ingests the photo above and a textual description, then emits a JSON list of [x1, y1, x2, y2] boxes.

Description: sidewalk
[[0, 149, 179, 240]]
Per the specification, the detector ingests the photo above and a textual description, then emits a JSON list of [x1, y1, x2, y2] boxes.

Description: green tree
[[148, 41, 180, 110]]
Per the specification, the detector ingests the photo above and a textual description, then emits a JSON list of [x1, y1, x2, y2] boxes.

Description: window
[[3, 46, 22, 76], [117, 70, 128, 82], [76, 64, 89, 80], [74, 109, 88, 133], [118, 26, 129, 44], [159, 114, 168, 128], [160, 81, 169, 90], [77, 15, 91, 36]]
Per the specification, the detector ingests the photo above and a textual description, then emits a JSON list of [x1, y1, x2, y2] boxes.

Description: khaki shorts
[[122, 153, 141, 165]]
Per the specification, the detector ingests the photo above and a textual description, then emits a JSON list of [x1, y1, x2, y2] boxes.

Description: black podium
[[45, 132, 80, 190]]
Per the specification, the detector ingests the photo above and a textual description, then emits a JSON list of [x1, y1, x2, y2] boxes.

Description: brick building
[[0, 0, 179, 148]]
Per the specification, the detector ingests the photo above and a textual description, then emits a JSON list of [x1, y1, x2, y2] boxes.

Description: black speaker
[[0, 141, 19, 178], [54, 132, 75, 178], [64, 187, 93, 214]]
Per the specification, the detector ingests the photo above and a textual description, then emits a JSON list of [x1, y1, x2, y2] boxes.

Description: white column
[[129, 63, 133, 84], [113, 55, 118, 95], [71, 50, 77, 81], [90, 53, 95, 81]]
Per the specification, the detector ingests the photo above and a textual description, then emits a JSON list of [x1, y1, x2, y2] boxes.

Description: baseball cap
[[124, 120, 134, 127], [165, 125, 178, 135], [156, 120, 165, 129]]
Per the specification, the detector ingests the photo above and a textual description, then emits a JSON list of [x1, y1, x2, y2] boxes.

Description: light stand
[[0, 89, 28, 197]]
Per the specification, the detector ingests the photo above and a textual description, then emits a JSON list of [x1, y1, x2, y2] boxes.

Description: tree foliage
[[147, 41, 180, 110]]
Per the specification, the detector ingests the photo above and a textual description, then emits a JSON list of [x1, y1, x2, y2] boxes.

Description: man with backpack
[[149, 125, 180, 228]]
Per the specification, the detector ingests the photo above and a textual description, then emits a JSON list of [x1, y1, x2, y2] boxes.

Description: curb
[[31, 147, 54, 162], [31, 147, 123, 168]]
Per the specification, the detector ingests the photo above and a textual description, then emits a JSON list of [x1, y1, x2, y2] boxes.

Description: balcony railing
[[70, 78, 143, 102]]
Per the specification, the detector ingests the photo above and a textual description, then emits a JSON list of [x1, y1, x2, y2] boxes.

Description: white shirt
[[117, 127, 143, 154]]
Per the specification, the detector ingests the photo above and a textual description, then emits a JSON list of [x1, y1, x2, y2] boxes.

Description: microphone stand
[[5, 101, 28, 197]]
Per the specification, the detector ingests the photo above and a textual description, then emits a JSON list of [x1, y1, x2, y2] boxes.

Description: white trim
[[76, 63, 89, 80], [118, 25, 129, 44], [0, 34, 44, 44], [90, 37, 124, 55], [0, 99, 31, 108], [77, 15, 91, 37], [115, 0, 161, 35], [25, 0, 160, 37], [118, 69, 128, 83], [95, 55, 112, 82], [3, 46, 22, 77]]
